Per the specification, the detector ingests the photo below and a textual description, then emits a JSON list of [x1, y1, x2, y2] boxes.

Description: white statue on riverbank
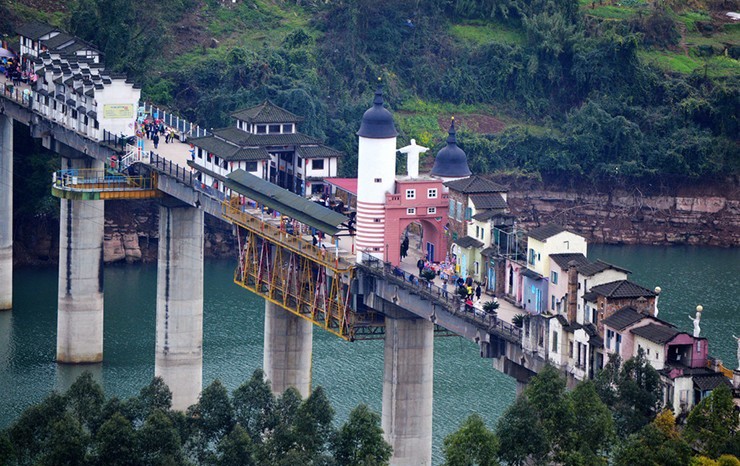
[[689, 305, 703, 338], [733, 334, 740, 371]]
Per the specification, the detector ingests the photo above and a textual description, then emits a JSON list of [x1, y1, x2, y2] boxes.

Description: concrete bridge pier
[[155, 204, 204, 411], [56, 157, 105, 363], [0, 114, 12, 311], [263, 301, 313, 398], [382, 314, 434, 466]]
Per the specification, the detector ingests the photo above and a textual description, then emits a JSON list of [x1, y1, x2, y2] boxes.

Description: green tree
[[217, 424, 256, 466], [138, 410, 185, 466], [615, 411, 691, 466], [41, 412, 88, 466], [232, 369, 276, 441], [614, 349, 664, 436], [684, 385, 739, 458], [65, 371, 105, 433], [332, 404, 392, 466], [95, 412, 138, 466], [496, 396, 548, 465], [8, 392, 67, 464], [565, 381, 615, 465], [443, 413, 499, 466]]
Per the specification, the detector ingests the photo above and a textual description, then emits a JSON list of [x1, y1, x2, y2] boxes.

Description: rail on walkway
[[139, 101, 210, 139], [51, 168, 160, 200], [1, 82, 32, 107], [358, 252, 522, 342]]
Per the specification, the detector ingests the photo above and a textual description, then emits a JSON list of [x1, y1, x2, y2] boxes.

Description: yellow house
[[526, 224, 587, 279]]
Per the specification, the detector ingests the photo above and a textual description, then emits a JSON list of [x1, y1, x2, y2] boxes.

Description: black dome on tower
[[357, 85, 398, 139], [431, 119, 471, 178]]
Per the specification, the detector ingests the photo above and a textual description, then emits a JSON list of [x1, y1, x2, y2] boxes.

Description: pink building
[[384, 178, 448, 264]]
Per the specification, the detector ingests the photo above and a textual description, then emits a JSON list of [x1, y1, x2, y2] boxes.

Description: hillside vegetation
[[3, 0, 739, 190]]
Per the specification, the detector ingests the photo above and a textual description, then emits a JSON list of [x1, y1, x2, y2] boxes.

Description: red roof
[[325, 178, 357, 195]]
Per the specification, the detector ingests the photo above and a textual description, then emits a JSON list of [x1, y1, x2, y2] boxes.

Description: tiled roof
[[521, 268, 543, 280], [213, 127, 322, 147], [454, 236, 484, 249], [631, 323, 680, 344], [15, 21, 58, 40], [583, 291, 598, 302], [480, 246, 497, 256], [231, 100, 304, 124], [693, 374, 732, 391], [550, 253, 589, 270], [230, 147, 270, 161], [443, 175, 507, 194], [297, 145, 344, 159], [578, 260, 631, 276], [602, 306, 646, 330], [584, 323, 604, 348], [470, 193, 508, 210], [189, 135, 239, 159], [528, 223, 568, 241], [589, 280, 657, 299], [43, 33, 75, 50]]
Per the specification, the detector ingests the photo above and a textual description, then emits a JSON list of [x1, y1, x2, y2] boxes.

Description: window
[[197, 149, 203, 159], [465, 207, 473, 220], [269, 124, 281, 133], [456, 202, 463, 221], [616, 334, 622, 353], [606, 330, 614, 349], [476, 226, 480, 238], [223, 160, 229, 169], [297, 158, 302, 168], [311, 159, 324, 170], [256, 125, 267, 134], [373, 218, 381, 223], [569, 341, 574, 358], [245, 161, 258, 172], [374, 178, 382, 183], [71, 110, 77, 119], [449, 199, 456, 218], [405, 189, 416, 199], [591, 308, 598, 325], [551, 271, 558, 284], [551, 295, 556, 311], [427, 207, 436, 214], [427, 188, 437, 198], [474, 261, 479, 275], [407, 208, 416, 215], [214, 156, 220, 165], [529, 249, 536, 265], [552, 332, 558, 352], [282, 124, 292, 133]]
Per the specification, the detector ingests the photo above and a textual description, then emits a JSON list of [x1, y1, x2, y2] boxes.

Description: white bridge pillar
[[263, 301, 313, 398], [155, 204, 204, 411], [56, 157, 105, 363], [0, 114, 12, 311], [382, 315, 434, 465]]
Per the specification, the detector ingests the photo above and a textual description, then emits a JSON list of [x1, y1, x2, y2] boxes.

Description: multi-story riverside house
[[11, 22, 140, 140], [189, 101, 342, 197]]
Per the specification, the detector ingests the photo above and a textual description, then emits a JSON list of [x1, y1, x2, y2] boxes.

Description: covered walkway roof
[[221, 168, 348, 235]]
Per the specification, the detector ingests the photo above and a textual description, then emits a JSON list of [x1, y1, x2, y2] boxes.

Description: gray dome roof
[[357, 85, 398, 139], [431, 119, 471, 178]]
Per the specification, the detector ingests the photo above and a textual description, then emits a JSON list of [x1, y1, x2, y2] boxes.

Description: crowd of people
[[136, 117, 177, 149], [1, 56, 37, 87]]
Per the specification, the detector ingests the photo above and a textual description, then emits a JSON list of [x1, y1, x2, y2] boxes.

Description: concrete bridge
[[1, 83, 541, 465]]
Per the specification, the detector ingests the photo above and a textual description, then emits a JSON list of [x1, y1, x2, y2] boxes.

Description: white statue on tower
[[688, 305, 703, 338], [398, 139, 429, 179], [732, 334, 740, 371]]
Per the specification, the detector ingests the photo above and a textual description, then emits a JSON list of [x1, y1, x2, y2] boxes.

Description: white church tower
[[355, 84, 398, 263]]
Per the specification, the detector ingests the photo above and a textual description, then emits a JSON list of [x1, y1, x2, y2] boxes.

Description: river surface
[[1, 245, 738, 464]]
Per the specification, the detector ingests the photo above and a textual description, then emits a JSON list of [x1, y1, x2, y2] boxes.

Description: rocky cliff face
[[14, 200, 237, 266], [506, 186, 740, 247]]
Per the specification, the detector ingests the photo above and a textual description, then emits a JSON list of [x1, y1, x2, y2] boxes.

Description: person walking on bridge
[[417, 258, 424, 276]]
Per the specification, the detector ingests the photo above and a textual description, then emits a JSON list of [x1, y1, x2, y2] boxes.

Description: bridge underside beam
[[382, 314, 434, 466], [0, 114, 12, 310], [263, 301, 313, 398], [56, 157, 105, 363], [155, 204, 204, 411]]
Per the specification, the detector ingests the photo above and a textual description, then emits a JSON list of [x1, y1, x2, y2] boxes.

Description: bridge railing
[[1, 82, 33, 108], [139, 101, 211, 140], [149, 152, 195, 187], [52, 169, 156, 191], [359, 252, 522, 340]]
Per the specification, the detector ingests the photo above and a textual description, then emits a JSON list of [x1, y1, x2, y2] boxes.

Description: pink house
[[384, 178, 449, 265]]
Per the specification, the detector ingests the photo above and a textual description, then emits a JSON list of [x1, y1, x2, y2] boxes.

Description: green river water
[[1, 244, 738, 463]]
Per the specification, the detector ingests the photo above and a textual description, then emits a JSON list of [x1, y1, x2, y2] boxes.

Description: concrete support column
[[155, 204, 204, 411], [263, 301, 313, 398], [57, 157, 104, 363], [0, 114, 12, 311], [382, 315, 434, 466]]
